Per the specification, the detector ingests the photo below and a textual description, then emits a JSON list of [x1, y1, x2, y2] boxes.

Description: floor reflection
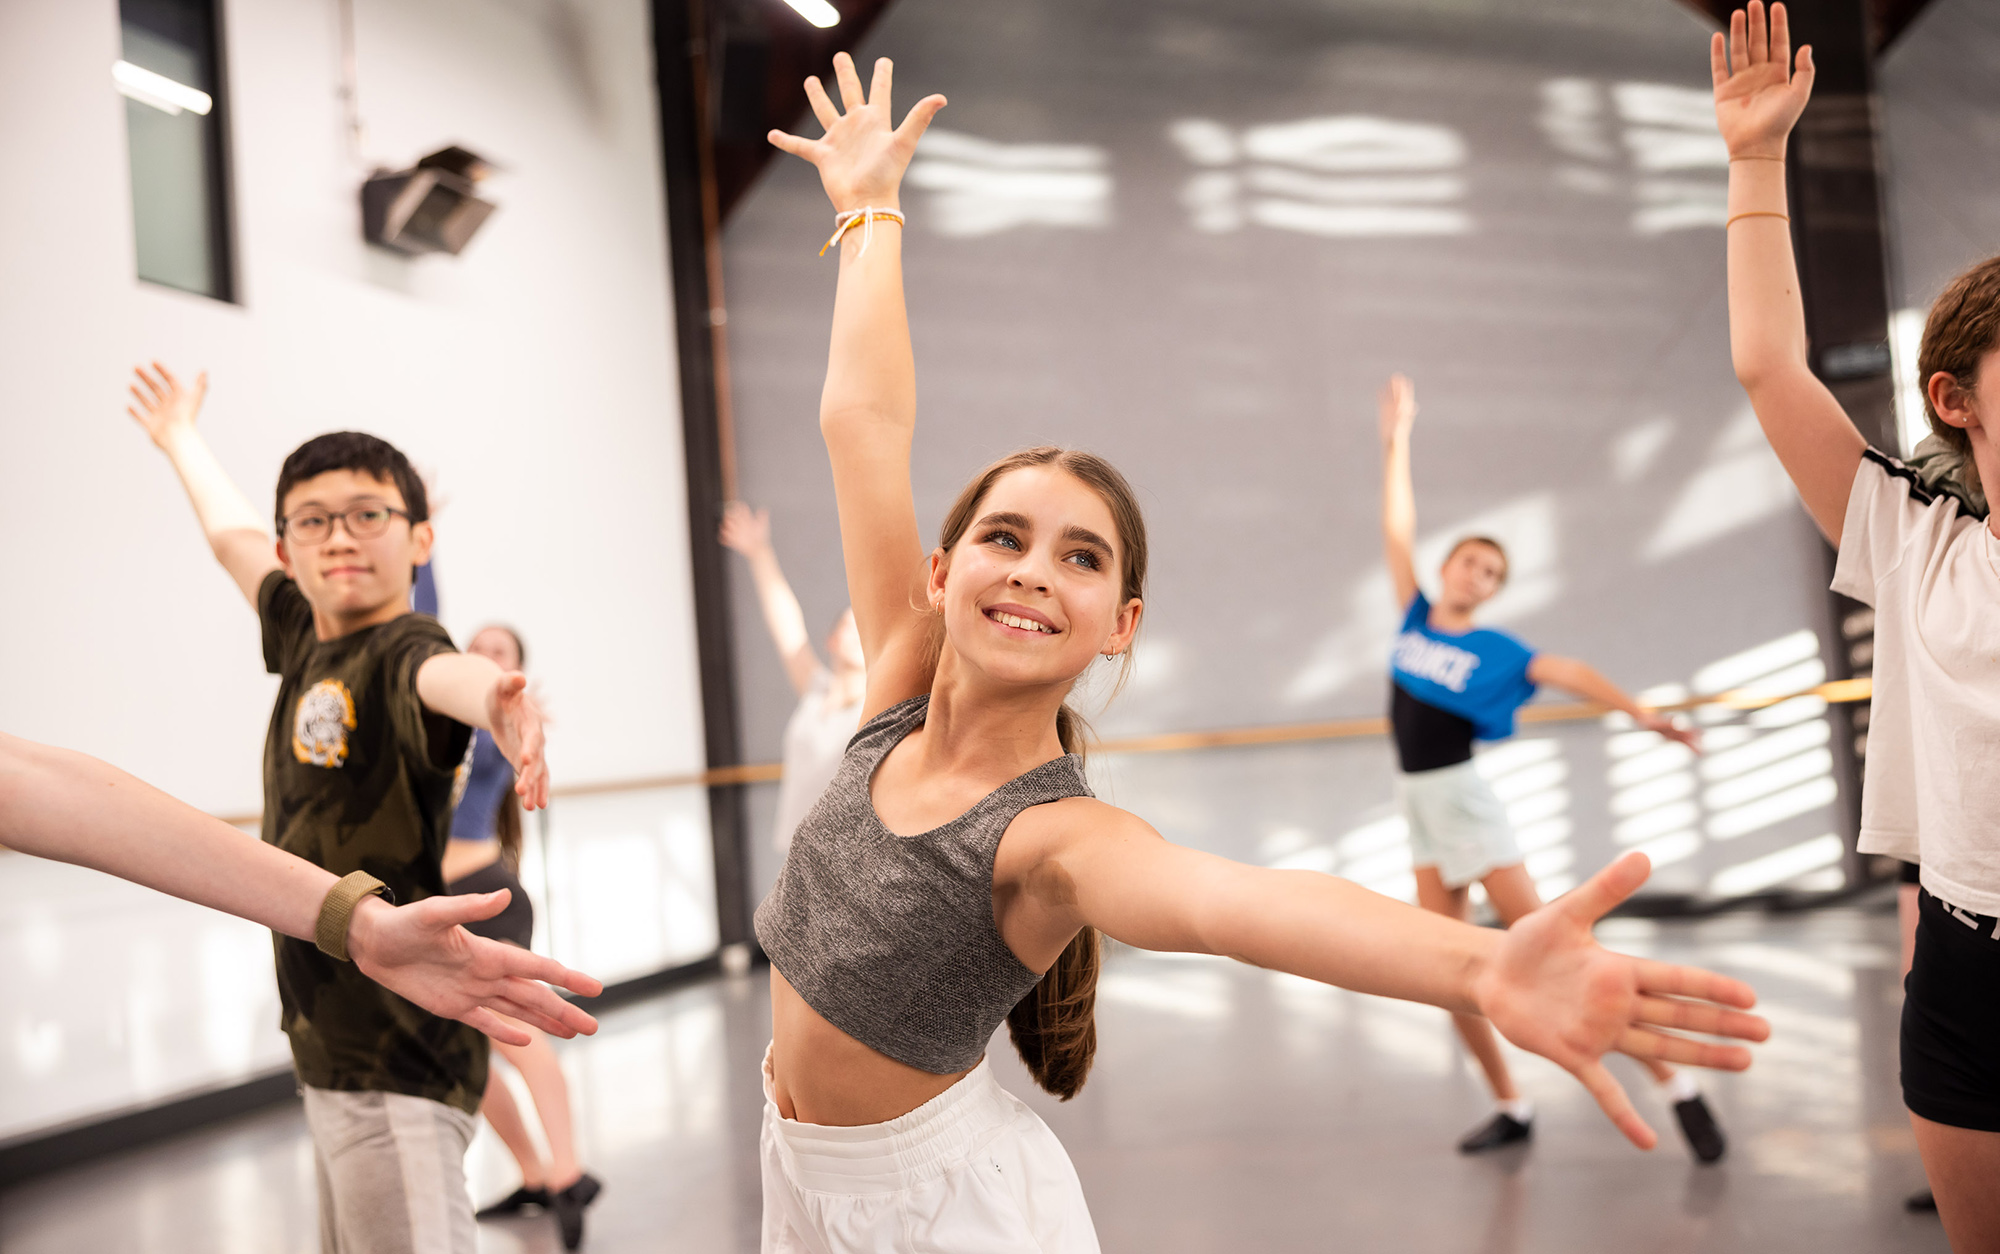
[[0, 901, 1948, 1253]]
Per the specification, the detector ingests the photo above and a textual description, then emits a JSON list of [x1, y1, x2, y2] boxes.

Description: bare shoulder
[[1007, 795, 1159, 860]]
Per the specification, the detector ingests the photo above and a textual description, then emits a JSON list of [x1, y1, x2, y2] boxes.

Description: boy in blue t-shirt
[[1375, 374, 1725, 1162]]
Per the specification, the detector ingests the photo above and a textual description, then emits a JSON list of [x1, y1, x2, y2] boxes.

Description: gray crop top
[[753, 694, 1093, 1075]]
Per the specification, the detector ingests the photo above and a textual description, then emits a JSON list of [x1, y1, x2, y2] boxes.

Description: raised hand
[[347, 891, 601, 1045], [1474, 852, 1769, 1148], [1378, 374, 1417, 448], [768, 52, 945, 213], [1711, 0, 1814, 160], [719, 501, 773, 556], [486, 673, 550, 810], [127, 362, 208, 450]]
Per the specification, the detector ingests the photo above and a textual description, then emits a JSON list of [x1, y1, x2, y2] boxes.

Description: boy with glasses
[[124, 362, 550, 1254]]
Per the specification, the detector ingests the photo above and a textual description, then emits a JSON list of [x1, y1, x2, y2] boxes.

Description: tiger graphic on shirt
[[292, 679, 358, 767]]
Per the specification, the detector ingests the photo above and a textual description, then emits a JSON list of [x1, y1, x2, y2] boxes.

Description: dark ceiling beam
[[1675, 0, 1939, 53], [710, 0, 899, 221]]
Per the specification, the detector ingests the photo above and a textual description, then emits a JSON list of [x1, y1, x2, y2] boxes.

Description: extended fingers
[[1575, 1058, 1658, 1150], [803, 76, 839, 132], [1635, 994, 1770, 1042], [1710, 32, 1728, 88], [1747, 0, 1768, 64], [1618, 1027, 1755, 1072], [1729, 7, 1748, 74], [498, 949, 604, 1001], [833, 51, 865, 112], [461, 1006, 534, 1047], [869, 56, 892, 110], [1770, 2, 1791, 72], [1633, 958, 1758, 1010], [1561, 850, 1650, 924], [428, 890, 510, 926], [895, 94, 948, 146]]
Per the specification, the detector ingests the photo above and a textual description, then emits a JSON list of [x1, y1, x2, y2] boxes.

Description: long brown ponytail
[[934, 447, 1148, 1101]]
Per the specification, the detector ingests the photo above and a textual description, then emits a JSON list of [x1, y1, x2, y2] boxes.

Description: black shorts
[[445, 858, 536, 950], [1900, 859, 1921, 885], [1902, 889, 2000, 1132]]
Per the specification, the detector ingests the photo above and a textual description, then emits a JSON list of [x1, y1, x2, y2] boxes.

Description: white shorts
[[1397, 759, 1522, 890], [760, 1046, 1099, 1253]]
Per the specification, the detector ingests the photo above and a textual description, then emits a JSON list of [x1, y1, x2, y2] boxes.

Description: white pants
[[760, 1047, 1099, 1253], [301, 1085, 477, 1254]]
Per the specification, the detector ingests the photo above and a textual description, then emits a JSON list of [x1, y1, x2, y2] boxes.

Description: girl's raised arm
[[1377, 374, 1420, 608], [1714, 1, 1866, 542], [769, 55, 945, 715]]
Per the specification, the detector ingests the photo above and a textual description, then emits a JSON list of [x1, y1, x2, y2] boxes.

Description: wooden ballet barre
[[187, 678, 1871, 828]]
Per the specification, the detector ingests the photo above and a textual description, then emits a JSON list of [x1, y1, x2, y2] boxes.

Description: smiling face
[[929, 463, 1143, 694], [1437, 538, 1507, 614], [276, 470, 433, 626]]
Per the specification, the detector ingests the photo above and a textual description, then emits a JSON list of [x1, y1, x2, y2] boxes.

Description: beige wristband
[[316, 871, 391, 962]]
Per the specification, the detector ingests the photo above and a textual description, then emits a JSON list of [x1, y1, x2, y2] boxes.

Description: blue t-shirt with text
[[1389, 592, 1537, 741]]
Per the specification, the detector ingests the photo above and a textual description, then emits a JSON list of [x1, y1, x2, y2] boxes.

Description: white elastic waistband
[[761, 1045, 1018, 1194]]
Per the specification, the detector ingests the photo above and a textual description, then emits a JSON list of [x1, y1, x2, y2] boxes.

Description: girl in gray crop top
[[753, 53, 1771, 1253]]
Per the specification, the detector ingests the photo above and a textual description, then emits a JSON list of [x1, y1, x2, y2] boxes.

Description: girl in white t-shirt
[[720, 502, 867, 851], [1716, 6, 2000, 1246]]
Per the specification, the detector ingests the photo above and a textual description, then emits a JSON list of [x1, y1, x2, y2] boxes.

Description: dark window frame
[[120, 0, 239, 304]]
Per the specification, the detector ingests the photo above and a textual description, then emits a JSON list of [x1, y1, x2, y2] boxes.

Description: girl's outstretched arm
[[769, 54, 946, 717], [1528, 654, 1699, 750], [0, 733, 601, 1043], [719, 502, 823, 696], [1714, 1, 1866, 541], [1377, 374, 1420, 608], [1050, 807, 1767, 1149]]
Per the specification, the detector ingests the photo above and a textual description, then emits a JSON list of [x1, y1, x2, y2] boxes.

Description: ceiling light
[[779, 0, 840, 29], [113, 60, 213, 116]]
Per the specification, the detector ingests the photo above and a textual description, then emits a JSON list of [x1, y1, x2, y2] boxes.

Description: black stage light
[[361, 145, 497, 256]]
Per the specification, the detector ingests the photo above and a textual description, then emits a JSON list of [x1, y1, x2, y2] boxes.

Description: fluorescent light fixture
[[113, 60, 212, 117], [779, 0, 839, 27]]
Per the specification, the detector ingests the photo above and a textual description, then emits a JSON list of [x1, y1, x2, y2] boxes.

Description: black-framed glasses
[[280, 502, 411, 545]]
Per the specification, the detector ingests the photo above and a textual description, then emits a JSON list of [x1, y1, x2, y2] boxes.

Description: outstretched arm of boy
[[1378, 375, 1420, 608], [769, 53, 945, 717], [415, 654, 550, 809], [1714, 2, 1866, 542], [0, 733, 600, 1044], [720, 502, 823, 696], [125, 363, 280, 607], [1052, 811, 1767, 1149], [1528, 655, 1699, 749]]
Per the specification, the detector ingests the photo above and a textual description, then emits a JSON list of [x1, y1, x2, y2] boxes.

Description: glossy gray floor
[[0, 902, 1947, 1253]]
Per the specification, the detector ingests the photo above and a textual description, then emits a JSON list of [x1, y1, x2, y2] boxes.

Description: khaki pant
[[301, 1086, 477, 1254]]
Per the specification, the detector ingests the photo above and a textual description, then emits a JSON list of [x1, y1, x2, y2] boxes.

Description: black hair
[[274, 431, 429, 533]]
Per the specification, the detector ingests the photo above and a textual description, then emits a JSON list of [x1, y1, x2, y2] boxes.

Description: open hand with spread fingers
[[1711, 0, 1814, 160], [768, 51, 945, 213], [1475, 852, 1770, 1148], [348, 890, 601, 1046], [126, 361, 208, 451]]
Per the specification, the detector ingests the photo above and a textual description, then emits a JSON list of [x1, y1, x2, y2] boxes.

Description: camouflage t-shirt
[[258, 570, 486, 1113]]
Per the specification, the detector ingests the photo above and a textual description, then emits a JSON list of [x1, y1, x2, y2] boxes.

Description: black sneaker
[[475, 1185, 550, 1220], [551, 1173, 603, 1250], [1905, 1188, 1937, 1213], [1457, 1112, 1533, 1154], [1673, 1095, 1727, 1164]]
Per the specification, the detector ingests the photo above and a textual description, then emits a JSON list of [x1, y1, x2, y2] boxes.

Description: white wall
[[0, 0, 714, 1139]]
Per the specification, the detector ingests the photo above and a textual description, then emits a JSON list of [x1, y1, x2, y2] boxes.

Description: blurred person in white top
[[721, 502, 867, 851]]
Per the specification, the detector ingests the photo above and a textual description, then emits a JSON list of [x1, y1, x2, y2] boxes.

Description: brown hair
[[933, 446, 1148, 1100], [1918, 255, 2000, 497], [1447, 535, 1510, 586]]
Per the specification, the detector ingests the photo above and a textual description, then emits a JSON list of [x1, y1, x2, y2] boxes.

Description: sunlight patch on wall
[[1538, 79, 1728, 236], [1643, 406, 1798, 561], [1172, 115, 1470, 237], [905, 129, 1112, 236]]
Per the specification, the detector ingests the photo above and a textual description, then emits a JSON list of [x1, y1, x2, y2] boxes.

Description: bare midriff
[[767, 967, 970, 1127]]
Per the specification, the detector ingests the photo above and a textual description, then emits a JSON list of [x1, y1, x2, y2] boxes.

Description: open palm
[[1710, 1, 1815, 159], [126, 362, 207, 449], [769, 52, 944, 212], [485, 673, 550, 810], [1475, 852, 1769, 1148]]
